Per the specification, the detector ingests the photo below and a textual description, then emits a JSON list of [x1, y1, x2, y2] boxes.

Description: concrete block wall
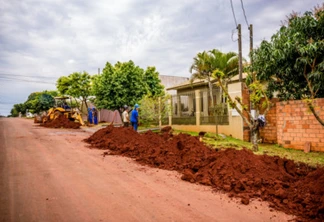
[[276, 99, 324, 152]]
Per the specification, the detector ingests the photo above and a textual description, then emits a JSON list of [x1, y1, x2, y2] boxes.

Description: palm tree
[[190, 50, 239, 135], [209, 49, 239, 103], [190, 51, 215, 106]]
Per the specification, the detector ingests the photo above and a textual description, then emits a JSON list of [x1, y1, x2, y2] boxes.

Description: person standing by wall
[[122, 105, 130, 127], [130, 104, 140, 131], [93, 108, 98, 125]]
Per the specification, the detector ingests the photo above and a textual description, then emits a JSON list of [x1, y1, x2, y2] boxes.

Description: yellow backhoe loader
[[41, 97, 85, 125]]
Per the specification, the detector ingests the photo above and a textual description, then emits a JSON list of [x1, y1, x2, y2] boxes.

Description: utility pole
[[238, 24, 243, 82], [98, 68, 100, 75]]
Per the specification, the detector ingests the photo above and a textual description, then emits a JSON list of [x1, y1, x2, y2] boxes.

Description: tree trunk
[[83, 98, 89, 115], [207, 75, 214, 107], [207, 75, 218, 135], [307, 101, 324, 126], [73, 98, 83, 114], [251, 107, 260, 152], [251, 127, 259, 152]]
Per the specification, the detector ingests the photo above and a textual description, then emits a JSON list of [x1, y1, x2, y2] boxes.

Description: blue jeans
[[94, 116, 98, 125], [131, 122, 138, 131]]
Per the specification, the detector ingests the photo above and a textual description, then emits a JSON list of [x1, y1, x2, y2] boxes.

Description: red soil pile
[[84, 125, 324, 221], [42, 115, 81, 129]]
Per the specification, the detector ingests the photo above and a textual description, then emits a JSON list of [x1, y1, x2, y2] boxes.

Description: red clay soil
[[41, 115, 81, 129], [84, 125, 324, 221]]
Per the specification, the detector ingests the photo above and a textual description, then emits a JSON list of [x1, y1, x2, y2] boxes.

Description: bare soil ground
[[84, 125, 324, 221], [41, 115, 81, 129], [1, 118, 295, 222]]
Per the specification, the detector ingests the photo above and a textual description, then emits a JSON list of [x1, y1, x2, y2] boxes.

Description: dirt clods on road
[[84, 125, 324, 221], [41, 115, 81, 129]]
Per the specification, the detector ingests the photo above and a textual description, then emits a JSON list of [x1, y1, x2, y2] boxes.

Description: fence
[[171, 91, 196, 125], [170, 88, 229, 125]]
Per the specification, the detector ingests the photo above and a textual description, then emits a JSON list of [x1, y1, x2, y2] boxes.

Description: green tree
[[190, 50, 239, 134], [10, 103, 26, 117], [213, 69, 271, 152], [139, 94, 170, 127], [252, 5, 324, 125], [190, 51, 215, 105], [24, 90, 57, 114], [35, 94, 55, 113], [92, 61, 148, 110], [56, 71, 92, 113], [144, 66, 165, 98], [10, 90, 58, 117]]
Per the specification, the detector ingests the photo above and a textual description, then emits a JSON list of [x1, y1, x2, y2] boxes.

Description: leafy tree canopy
[[93, 60, 164, 110], [56, 71, 92, 113], [10, 90, 58, 116], [56, 71, 92, 99], [144, 66, 165, 98], [139, 94, 170, 127], [252, 5, 324, 100], [10, 103, 26, 117]]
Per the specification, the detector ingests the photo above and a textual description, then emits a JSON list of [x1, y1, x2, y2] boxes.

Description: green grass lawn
[[174, 130, 324, 167]]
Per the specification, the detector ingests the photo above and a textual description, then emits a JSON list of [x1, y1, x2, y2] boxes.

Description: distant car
[[26, 112, 34, 118]]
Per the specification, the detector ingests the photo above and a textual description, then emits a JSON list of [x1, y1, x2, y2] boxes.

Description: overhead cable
[[230, 0, 238, 28], [0, 73, 58, 79], [0, 76, 55, 85], [240, 0, 249, 27]]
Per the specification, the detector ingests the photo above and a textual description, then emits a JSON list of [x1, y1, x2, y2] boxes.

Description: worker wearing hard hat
[[130, 104, 140, 131]]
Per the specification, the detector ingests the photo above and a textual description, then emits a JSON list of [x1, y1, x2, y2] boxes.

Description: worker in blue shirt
[[130, 104, 140, 131], [88, 108, 93, 124]]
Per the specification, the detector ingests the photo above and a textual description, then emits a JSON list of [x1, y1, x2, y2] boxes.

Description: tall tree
[[213, 69, 271, 152], [10, 103, 26, 117], [10, 90, 58, 116], [209, 49, 239, 102], [190, 51, 215, 105], [252, 5, 324, 125], [190, 50, 239, 134], [92, 61, 154, 110], [144, 66, 165, 98], [56, 71, 92, 113], [35, 93, 55, 113]]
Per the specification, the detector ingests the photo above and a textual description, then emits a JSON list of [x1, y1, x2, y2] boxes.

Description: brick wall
[[276, 99, 324, 152], [259, 98, 278, 143], [241, 86, 278, 144], [239, 86, 324, 152]]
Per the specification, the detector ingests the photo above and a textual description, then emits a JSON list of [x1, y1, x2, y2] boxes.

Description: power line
[[240, 0, 249, 27], [0, 76, 55, 85], [0, 73, 58, 79], [230, 0, 238, 28]]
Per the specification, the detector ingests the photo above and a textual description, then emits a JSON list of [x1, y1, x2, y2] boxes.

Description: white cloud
[[0, 0, 322, 115]]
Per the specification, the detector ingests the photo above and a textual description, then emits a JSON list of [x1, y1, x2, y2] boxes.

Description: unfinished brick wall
[[276, 99, 324, 152], [241, 86, 278, 144], [237, 84, 323, 152], [259, 98, 278, 143]]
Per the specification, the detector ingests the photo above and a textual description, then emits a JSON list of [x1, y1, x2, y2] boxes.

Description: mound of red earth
[[41, 115, 81, 129], [84, 125, 324, 221]]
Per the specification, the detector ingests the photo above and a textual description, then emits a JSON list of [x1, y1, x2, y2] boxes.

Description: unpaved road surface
[[0, 118, 294, 222]]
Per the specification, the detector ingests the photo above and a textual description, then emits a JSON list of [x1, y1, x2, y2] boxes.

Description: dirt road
[[0, 118, 293, 222]]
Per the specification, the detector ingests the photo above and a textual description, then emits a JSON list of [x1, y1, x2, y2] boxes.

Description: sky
[[0, 0, 322, 116]]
